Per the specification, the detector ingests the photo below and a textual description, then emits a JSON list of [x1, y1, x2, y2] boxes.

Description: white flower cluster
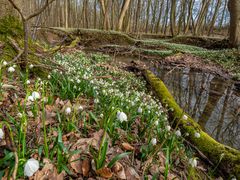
[[28, 91, 41, 101]]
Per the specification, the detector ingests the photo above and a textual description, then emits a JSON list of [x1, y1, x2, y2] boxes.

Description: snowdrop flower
[[32, 92, 40, 100], [65, 107, 71, 115], [78, 105, 83, 111], [100, 114, 104, 118], [175, 130, 181, 137], [166, 125, 171, 131], [185, 133, 189, 136], [189, 158, 197, 168], [8, 66, 15, 73], [29, 64, 34, 69], [182, 115, 188, 120], [117, 112, 127, 123], [28, 96, 34, 102], [17, 112, 23, 118], [154, 120, 159, 126], [24, 158, 39, 177], [47, 75, 51, 79], [151, 138, 157, 146], [94, 99, 99, 104], [26, 80, 30, 84], [194, 132, 201, 138], [3, 61, 7, 66], [137, 107, 142, 113], [13, 64, 16, 68], [0, 128, 4, 139]]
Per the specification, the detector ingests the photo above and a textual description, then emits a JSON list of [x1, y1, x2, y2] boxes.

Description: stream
[[151, 66, 240, 150]]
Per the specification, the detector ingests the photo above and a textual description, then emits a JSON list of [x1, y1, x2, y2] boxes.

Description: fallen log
[[144, 70, 240, 179]]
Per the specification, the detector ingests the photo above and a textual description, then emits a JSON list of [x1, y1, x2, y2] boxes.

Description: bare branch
[[26, 0, 56, 20], [7, 0, 25, 20]]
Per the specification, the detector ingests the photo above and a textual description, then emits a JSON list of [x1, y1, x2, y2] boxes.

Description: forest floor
[[0, 49, 227, 179], [39, 27, 240, 81], [0, 23, 239, 179]]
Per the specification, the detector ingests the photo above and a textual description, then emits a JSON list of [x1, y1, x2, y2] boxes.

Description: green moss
[[0, 15, 23, 38], [144, 70, 240, 178]]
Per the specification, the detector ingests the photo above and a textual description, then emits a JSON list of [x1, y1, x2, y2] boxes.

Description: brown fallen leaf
[[33, 159, 65, 180], [122, 143, 135, 151], [96, 167, 113, 179], [69, 154, 82, 174], [125, 167, 140, 180], [82, 158, 90, 177], [112, 162, 126, 179]]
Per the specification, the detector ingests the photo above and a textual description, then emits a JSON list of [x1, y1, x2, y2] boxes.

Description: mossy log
[[144, 70, 240, 178]]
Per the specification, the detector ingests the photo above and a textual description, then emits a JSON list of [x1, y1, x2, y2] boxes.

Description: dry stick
[[184, 139, 214, 166], [12, 152, 18, 180]]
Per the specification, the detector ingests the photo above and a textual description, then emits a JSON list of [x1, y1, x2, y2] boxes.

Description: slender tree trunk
[[150, 0, 158, 33], [134, 0, 141, 32], [155, 0, 164, 34], [65, 0, 68, 28], [194, 0, 211, 35], [94, 0, 97, 28], [219, 0, 227, 28], [208, 0, 222, 36], [117, 0, 131, 31], [163, 0, 170, 34], [145, 0, 151, 33], [170, 0, 176, 36], [184, 0, 194, 34], [178, 0, 186, 35]]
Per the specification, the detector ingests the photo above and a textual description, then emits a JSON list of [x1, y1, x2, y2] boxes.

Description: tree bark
[[170, 0, 176, 36], [117, 0, 131, 31], [228, 0, 240, 48]]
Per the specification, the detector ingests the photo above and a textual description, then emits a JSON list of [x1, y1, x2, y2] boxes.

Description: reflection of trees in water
[[155, 67, 240, 149]]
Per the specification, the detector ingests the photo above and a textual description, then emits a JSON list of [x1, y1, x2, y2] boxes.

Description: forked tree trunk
[[8, 0, 55, 66], [117, 0, 131, 31]]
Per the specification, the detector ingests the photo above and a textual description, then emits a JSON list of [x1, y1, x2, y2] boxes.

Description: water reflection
[[151, 66, 240, 150]]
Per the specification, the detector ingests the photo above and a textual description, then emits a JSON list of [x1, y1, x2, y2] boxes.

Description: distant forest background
[[0, 0, 231, 37]]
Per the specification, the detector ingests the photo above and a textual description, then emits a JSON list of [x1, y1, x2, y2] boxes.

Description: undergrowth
[[0, 51, 202, 179]]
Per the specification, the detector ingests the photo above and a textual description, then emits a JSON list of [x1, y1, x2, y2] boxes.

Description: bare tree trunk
[[117, 0, 131, 31], [7, 0, 55, 66], [155, 0, 164, 33], [145, 0, 151, 33], [178, 0, 186, 35], [94, 0, 97, 29], [99, 0, 110, 30], [65, 0, 68, 28], [228, 0, 240, 47], [150, 0, 158, 33], [219, 0, 227, 28], [170, 0, 176, 36], [184, 0, 194, 34], [208, 0, 222, 36], [194, 0, 211, 35], [162, 0, 170, 34], [134, 0, 141, 32]]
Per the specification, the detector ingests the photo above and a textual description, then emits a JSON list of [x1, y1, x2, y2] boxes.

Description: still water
[[151, 66, 240, 150]]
